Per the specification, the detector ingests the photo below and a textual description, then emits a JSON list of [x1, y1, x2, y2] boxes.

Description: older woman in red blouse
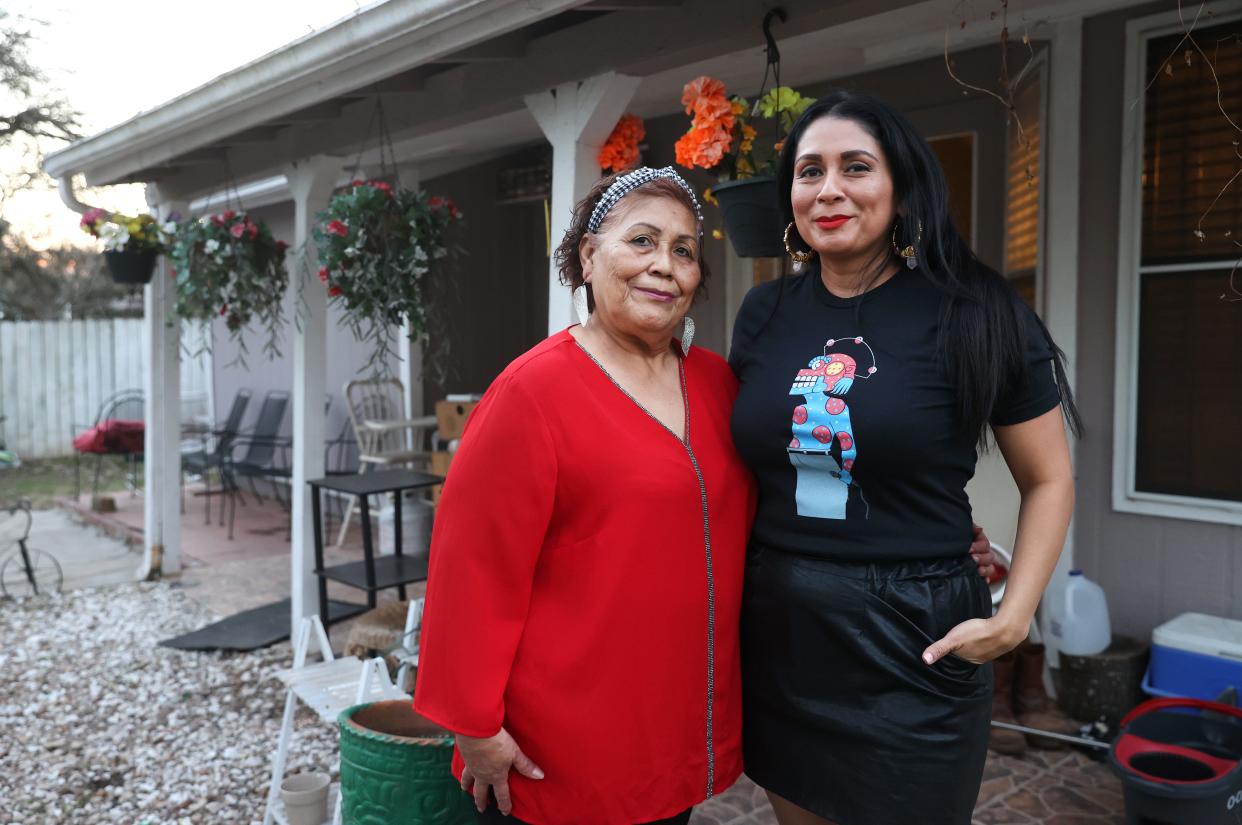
[[415, 167, 755, 825]]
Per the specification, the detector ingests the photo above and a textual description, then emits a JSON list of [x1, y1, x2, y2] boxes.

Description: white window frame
[[1112, 3, 1242, 526]]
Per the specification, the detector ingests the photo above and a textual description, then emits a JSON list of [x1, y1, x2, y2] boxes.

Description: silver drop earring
[[573, 284, 590, 326], [680, 316, 695, 355]]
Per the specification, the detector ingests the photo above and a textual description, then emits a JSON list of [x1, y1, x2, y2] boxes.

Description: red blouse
[[414, 329, 756, 825]]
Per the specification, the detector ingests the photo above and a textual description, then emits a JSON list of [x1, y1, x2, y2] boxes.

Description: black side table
[[308, 469, 443, 635]]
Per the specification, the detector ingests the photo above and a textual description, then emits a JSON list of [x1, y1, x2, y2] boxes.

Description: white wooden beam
[[525, 72, 640, 334], [142, 189, 189, 577], [285, 155, 346, 631], [1039, 18, 1082, 666]]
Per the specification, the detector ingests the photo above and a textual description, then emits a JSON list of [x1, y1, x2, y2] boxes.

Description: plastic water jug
[[1053, 570, 1112, 656]]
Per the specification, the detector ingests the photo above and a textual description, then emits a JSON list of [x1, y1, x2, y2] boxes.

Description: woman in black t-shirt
[[730, 91, 1081, 825]]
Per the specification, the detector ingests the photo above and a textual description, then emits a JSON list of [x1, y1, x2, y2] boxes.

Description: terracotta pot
[[337, 700, 475, 825]]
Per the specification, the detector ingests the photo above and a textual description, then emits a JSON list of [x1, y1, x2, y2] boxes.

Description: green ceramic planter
[[338, 700, 475, 825]]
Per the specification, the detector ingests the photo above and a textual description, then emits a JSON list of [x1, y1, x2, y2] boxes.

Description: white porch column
[[1041, 18, 1083, 665], [525, 72, 640, 334], [142, 188, 188, 577], [398, 164, 423, 418], [285, 156, 346, 630]]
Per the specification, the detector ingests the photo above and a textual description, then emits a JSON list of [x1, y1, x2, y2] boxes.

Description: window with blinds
[[1133, 18, 1242, 503], [1004, 71, 1043, 310], [1141, 23, 1242, 264], [929, 134, 974, 246]]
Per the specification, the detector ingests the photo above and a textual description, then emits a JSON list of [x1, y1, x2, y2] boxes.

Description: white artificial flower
[[99, 223, 130, 251], [433, 246, 447, 259], [204, 239, 220, 254], [413, 246, 428, 263], [159, 220, 177, 235], [344, 247, 358, 258]]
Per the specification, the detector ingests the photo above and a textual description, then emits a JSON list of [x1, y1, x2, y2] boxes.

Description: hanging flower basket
[[710, 177, 784, 258], [168, 210, 289, 360], [314, 179, 463, 376], [80, 208, 174, 284], [673, 76, 812, 258], [102, 248, 159, 284]]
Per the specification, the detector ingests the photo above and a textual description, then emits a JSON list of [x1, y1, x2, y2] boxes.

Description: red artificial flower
[[210, 215, 225, 227], [350, 179, 365, 187], [318, 267, 329, 283], [220, 304, 229, 316], [447, 202, 460, 219], [428, 196, 444, 209], [328, 286, 343, 296], [230, 223, 246, 239], [275, 240, 288, 253], [371, 181, 392, 193], [326, 220, 349, 237], [247, 222, 258, 240], [221, 210, 237, 221]]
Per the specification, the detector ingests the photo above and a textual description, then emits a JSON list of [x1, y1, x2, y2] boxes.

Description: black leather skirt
[[740, 546, 992, 825]]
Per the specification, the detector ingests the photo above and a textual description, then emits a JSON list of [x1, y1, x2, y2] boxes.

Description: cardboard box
[[435, 400, 478, 441], [430, 450, 453, 506]]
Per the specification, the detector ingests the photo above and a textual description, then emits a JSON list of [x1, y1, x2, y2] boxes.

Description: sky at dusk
[[2, 0, 371, 249]]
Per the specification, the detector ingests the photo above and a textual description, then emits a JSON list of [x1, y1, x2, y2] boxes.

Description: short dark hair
[[553, 172, 712, 309]]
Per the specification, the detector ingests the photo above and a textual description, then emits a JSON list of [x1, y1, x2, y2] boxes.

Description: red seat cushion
[[73, 419, 145, 454]]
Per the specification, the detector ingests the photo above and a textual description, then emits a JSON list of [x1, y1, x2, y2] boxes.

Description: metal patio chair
[[221, 390, 291, 540], [181, 388, 252, 524], [72, 389, 145, 500]]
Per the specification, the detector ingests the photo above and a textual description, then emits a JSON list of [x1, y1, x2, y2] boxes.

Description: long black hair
[[775, 88, 1081, 446]]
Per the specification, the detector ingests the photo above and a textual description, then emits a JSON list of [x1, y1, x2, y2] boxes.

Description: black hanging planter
[[711, 176, 784, 258], [103, 249, 159, 285]]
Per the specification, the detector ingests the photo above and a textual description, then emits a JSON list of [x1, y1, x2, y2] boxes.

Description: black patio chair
[[181, 388, 252, 525], [72, 389, 144, 500], [221, 390, 290, 540]]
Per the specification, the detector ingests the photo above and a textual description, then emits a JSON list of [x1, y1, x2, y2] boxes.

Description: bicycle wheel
[[1, 540, 63, 597]]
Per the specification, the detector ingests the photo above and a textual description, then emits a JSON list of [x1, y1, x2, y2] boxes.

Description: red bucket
[[1109, 697, 1242, 824]]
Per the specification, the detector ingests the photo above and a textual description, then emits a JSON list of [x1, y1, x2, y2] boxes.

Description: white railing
[[0, 319, 212, 459]]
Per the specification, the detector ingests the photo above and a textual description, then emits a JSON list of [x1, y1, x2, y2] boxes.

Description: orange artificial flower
[[681, 76, 728, 114], [598, 114, 646, 173]]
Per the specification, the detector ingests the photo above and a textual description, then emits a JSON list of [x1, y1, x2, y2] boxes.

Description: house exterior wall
[[1073, 4, 1242, 640]]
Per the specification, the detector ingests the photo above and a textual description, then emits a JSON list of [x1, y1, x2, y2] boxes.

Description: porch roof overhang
[[44, 0, 1141, 203]]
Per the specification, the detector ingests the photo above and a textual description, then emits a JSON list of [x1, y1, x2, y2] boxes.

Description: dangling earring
[[783, 222, 814, 265], [680, 316, 695, 356], [892, 219, 923, 270], [573, 284, 590, 326]]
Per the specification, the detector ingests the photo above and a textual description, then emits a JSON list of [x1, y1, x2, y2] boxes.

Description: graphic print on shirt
[[787, 337, 878, 519]]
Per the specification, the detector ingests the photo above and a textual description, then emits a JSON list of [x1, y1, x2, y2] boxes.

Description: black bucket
[[1109, 697, 1242, 824], [711, 176, 784, 258]]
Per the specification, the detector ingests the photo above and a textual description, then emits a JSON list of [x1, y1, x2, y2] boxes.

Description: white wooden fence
[[0, 319, 213, 459]]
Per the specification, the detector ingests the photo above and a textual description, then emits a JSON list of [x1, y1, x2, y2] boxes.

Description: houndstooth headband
[[586, 166, 704, 236]]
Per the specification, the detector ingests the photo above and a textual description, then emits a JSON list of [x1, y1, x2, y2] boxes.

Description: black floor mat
[[159, 598, 367, 651]]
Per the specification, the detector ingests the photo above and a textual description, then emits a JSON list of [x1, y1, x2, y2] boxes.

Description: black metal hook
[[762, 7, 786, 68]]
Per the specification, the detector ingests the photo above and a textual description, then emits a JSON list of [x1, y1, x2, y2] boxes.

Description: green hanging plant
[[168, 210, 290, 362], [313, 179, 463, 377]]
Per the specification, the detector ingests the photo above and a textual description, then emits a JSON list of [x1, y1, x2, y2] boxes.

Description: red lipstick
[[814, 215, 851, 229]]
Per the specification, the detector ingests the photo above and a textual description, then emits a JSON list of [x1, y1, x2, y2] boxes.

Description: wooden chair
[[335, 378, 436, 546]]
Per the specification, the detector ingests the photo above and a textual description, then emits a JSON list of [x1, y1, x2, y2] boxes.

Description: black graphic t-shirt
[[729, 266, 1060, 561]]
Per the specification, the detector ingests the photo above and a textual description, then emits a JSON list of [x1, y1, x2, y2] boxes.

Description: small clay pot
[[280, 771, 329, 825]]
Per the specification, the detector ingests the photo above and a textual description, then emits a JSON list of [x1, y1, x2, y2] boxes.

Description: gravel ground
[[0, 583, 337, 824]]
